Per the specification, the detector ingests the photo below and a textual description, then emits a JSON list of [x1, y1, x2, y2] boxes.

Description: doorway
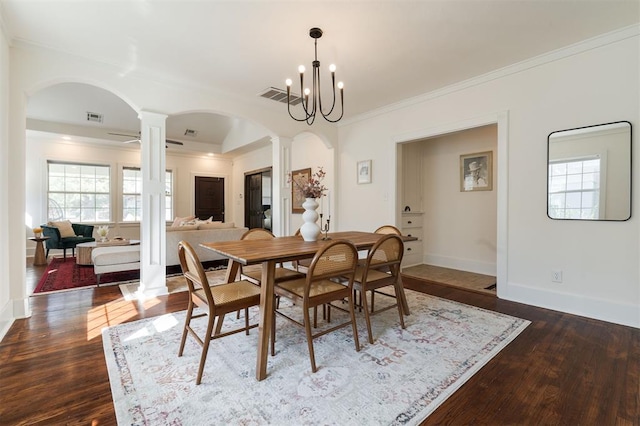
[[244, 168, 272, 230], [396, 113, 507, 296], [195, 176, 225, 221]]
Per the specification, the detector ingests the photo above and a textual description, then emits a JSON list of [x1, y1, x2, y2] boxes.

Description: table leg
[[33, 240, 47, 266], [224, 259, 240, 283], [256, 260, 275, 381]]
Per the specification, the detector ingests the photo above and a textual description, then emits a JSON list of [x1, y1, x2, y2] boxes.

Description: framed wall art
[[460, 151, 492, 192], [357, 160, 372, 184], [291, 168, 311, 213]]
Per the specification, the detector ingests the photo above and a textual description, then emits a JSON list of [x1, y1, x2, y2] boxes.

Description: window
[[47, 161, 111, 222], [548, 157, 601, 219], [122, 167, 174, 222]]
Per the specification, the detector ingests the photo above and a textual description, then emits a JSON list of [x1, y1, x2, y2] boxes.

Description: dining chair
[[352, 233, 406, 344], [374, 224, 402, 235], [239, 228, 305, 284], [177, 240, 261, 385], [354, 224, 403, 309], [272, 240, 360, 373]]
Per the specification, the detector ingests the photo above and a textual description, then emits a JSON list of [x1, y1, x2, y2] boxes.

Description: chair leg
[[45, 248, 50, 259], [214, 313, 225, 336], [244, 308, 250, 335], [313, 306, 318, 328], [348, 291, 361, 352], [196, 316, 216, 385], [394, 283, 406, 329], [178, 302, 194, 356], [361, 288, 374, 344], [271, 298, 277, 356], [303, 307, 317, 373]]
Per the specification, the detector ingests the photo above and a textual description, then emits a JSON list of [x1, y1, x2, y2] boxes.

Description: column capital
[[138, 110, 168, 122]]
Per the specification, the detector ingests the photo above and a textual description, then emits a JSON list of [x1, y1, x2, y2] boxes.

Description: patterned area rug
[[102, 290, 530, 425], [33, 257, 139, 294]]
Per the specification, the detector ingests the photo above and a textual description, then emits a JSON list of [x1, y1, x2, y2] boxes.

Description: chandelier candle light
[[286, 27, 344, 125]]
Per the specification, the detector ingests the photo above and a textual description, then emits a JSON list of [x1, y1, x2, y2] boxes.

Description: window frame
[[46, 160, 111, 223], [121, 166, 174, 223]]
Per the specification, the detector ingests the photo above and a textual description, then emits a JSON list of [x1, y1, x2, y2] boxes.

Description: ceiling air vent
[[184, 129, 198, 137], [86, 112, 103, 123], [259, 87, 302, 106]]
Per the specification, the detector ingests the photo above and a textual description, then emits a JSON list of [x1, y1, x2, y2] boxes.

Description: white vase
[[300, 198, 321, 241]]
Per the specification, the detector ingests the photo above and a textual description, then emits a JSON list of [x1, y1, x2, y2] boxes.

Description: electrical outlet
[[552, 270, 563, 283]]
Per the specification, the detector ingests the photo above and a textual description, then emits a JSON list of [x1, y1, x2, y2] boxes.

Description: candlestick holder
[[320, 213, 331, 240]]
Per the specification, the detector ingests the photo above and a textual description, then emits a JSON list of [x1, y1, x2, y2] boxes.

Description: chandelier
[[286, 27, 344, 125]]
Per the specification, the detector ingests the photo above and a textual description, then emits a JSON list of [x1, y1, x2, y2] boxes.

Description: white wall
[[24, 136, 234, 256], [337, 29, 639, 327], [0, 18, 12, 339], [421, 125, 498, 275]]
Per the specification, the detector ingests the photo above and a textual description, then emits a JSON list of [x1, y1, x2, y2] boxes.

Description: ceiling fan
[[108, 132, 184, 148]]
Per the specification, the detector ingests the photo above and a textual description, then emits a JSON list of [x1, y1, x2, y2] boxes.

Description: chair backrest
[[374, 225, 402, 235], [178, 240, 214, 305], [306, 240, 358, 296], [366, 234, 404, 275], [241, 228, 275, 240]]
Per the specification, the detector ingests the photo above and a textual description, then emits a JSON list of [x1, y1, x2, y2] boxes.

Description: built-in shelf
[[401, 211, 423, 267]]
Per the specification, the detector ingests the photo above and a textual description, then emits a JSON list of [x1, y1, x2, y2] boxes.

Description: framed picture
[[357, 160, 372, 184], [460, 151, 493, 192], [291, 168, 311, 213]]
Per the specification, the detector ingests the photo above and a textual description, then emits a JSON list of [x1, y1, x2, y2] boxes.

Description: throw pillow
[[193, 217, 215, 227], [171, 215, 196, 227], [48, 220, 76, 238]]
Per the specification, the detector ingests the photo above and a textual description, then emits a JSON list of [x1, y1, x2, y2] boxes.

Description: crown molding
[[341, 24, 640, 127]]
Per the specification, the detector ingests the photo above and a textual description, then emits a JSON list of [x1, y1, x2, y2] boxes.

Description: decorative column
[[137, 111, 168, 297], [6, 81, 29, 322], [270, 136, 293, 237]]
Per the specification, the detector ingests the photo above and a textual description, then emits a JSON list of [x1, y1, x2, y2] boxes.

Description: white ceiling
[[2, 0, 639, 154]]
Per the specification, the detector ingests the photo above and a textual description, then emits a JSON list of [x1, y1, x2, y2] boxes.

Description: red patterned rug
[[33, 257, 140, 294]]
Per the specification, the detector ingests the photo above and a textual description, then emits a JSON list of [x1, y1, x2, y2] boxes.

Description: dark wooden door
[[195, 176, 224, 221], [245, 173, 264, 229]]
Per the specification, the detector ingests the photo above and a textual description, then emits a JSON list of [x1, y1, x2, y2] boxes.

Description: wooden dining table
[[201, 230, 414, 381]]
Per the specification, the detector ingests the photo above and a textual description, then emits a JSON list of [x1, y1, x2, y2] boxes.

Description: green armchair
[[41, 223, 95, 259]]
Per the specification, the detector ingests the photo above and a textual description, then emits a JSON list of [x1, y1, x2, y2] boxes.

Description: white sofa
[[92, 245, 140, 285], [165, 223, 248, 266], [92, 223, 248, 281]]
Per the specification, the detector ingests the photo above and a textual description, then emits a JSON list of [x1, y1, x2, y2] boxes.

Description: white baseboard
[[423, 253, 496, 276], [504, 281, 640, 329], [0, 301, 15, 342]]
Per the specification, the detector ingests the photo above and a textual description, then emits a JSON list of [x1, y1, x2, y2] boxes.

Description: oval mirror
[[547, 121, 631, 221]]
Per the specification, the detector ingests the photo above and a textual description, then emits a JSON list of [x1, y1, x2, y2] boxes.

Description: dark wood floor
[[0, 264, 638, 425]]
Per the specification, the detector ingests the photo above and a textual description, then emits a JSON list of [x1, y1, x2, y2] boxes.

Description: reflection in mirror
[[548, 121, 631, 221]]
